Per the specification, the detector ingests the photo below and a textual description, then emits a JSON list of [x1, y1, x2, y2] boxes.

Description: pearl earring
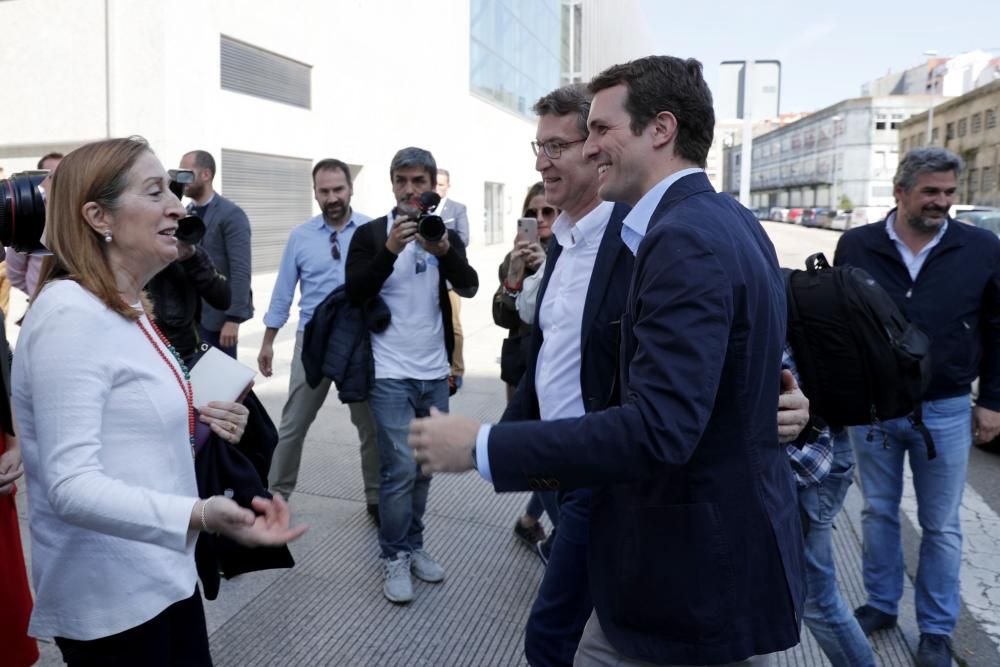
[[103, 231, 112, 243]]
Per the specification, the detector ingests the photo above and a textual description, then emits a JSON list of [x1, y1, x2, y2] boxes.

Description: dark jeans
[[199, 325, 236, 359], [525, 488, 593, 667], [54, 589, 211, 666]]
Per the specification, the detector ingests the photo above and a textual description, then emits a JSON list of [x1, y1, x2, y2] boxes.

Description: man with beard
[[258, 159, 379, 514], [345, 147, 478, 604], [834, 147, 1000, 667], [179, 149, 253, 358]]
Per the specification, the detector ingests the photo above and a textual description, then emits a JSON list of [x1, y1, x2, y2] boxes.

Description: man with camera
[[258, 159, 380, 518], [344, 147, 478, 604], [179, 150, 253, 359]]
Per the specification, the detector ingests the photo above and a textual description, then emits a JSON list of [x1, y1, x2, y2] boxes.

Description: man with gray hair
[[834, 147, 1000, 667], [344, 147, 478, 604]]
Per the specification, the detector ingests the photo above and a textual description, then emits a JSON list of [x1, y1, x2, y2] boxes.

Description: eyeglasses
[[330, 231, 341, 260], [524, 206, 558, 219], [530, 138, 585, 160]]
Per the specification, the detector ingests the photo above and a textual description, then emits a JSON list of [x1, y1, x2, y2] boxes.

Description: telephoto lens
[[0, 172, 48, 253]]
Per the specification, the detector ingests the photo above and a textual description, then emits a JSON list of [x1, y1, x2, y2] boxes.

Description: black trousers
[[55, 589, 212, 667]]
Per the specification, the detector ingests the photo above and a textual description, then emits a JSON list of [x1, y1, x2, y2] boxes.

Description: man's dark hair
[[533, 83, 591, 138], [390, 147, 437, 188], [589, 56, 715, 168], [893, 147, 964, 192], [312, 158, 353, 187], [37, 152, 64, 169], [186, 150, 217, 179]]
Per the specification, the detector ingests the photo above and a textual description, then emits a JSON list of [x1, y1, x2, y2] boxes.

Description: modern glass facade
[[470, 0, 561, 117]]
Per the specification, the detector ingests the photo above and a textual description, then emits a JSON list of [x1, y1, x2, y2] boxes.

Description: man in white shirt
[[344, 147, 478, 604]]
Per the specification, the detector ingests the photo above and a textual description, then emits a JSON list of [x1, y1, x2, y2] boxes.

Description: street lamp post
[[924, 50, 938, 144], [830, 115, 843, 208]]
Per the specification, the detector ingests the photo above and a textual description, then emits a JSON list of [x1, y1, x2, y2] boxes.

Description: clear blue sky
[[637, 0, 1000, 114]]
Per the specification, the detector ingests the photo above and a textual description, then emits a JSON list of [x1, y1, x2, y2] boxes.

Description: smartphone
[[516, 217, 539, 244]]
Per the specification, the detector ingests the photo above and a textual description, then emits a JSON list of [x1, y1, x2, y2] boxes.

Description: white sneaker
[[383, 553, 414, 603], [410, 548, 445, 583]]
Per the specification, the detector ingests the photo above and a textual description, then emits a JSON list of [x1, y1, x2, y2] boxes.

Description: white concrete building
[[724, 96, 935, 215], [0, 0, 648, 270]]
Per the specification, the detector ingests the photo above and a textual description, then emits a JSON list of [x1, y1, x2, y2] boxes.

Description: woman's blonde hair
[[34, 137, 153, 321]]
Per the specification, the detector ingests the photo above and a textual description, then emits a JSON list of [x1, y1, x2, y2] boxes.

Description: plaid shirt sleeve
[[783, 344, 833, 488]]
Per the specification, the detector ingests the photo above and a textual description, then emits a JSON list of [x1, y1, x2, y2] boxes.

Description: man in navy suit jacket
[[506, 82, 636, 667], [411, 56, 805, 665]]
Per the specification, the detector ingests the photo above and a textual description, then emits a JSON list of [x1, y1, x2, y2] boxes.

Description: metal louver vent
[[220, 35, 311, 109], [221, 149, 313, 272]]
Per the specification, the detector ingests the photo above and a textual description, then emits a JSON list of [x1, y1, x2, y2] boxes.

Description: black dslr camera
[[0, 167, 205, 253], [398, 191, 446, 242], [0, 171, 48, 253], [167, 169, 206, 245]]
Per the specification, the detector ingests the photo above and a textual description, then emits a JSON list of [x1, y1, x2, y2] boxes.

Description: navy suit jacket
[[487, 173, 804, 664], [502, 203, 633, 422]]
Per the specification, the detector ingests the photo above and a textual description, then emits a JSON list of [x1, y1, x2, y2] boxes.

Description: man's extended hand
[[778, 369, 810, 444], [220, 321, 240, 349], [973, 405, 1000, 444], [409, 407, 482, 475]]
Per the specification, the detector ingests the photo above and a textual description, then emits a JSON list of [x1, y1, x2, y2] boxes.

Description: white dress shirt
[[476, 201, 615, 481], [371, 211, 450, 380], [535, 202, 614, 420], [885, 211, 948, 282], [13, 280, 199, 640], [621, 167, 705, 255]]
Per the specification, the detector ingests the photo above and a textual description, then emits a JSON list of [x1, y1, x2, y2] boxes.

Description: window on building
[[890, 121, 900, 129], [875, 121, 887, 130], [560, 0, 583, 84], [931, 128, 939, 143], [220, 36, 311, 108], [983, 167, 994, 191], [483, 181, 506, 245], [958, 118, 967, 137], [987, 109, 997, 129], [471, 0, 561, 117], [946, 122, 955, 139], [969, 168, 978, 193], [971, 113, 982, 134]]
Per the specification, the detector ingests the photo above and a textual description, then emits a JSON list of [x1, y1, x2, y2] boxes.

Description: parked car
[[787, 208, 804, 224], [968, 213, 1000, 237], [817, 209, 837, 229], [831, 210, 851, 231], [800, 208, 818, 227], [769, 207, 789, 223], [954, 208, 1000, 226]]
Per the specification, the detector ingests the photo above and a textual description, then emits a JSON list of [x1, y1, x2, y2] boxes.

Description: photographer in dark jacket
[[345, 146, 478, 605], [148, 231, 230, 365]]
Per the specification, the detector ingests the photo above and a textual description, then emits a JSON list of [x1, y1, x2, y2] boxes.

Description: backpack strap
[[805, 252, 831, 274], [907, 403, 938, 460]]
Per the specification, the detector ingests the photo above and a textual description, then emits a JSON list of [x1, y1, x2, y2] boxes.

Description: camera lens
[[0, 172, 48, 253], [418, 214, 446, 243]]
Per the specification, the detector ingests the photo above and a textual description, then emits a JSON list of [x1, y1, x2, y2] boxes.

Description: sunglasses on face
[[524, 206, 558, 219], [330, 232, 341, 260]]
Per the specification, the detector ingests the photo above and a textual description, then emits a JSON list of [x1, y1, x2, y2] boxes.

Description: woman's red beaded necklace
[[136, 316, 196, 460]]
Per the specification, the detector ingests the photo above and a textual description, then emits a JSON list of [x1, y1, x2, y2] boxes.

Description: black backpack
[[784, 253, 937, 457]]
